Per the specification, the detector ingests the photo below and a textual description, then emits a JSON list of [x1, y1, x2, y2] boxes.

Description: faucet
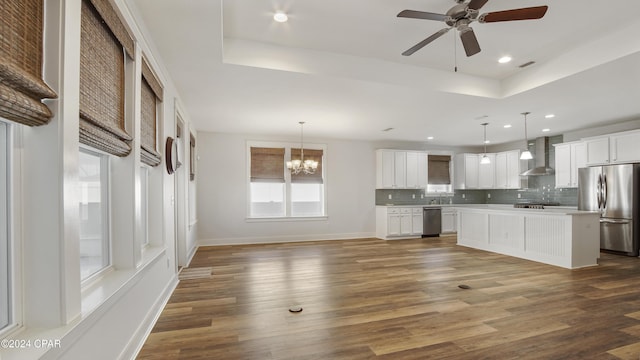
[[438, 192, 443, 205]]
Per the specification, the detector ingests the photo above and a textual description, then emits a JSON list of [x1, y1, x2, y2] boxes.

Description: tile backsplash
[[375, 176, 578, 207]]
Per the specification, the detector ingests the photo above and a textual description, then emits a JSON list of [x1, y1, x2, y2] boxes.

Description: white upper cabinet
[[376, 150, 427, 189], [394, 151, 407, 188], [610, 130, 640, 164], [478, 153, 496, 189], [506, 150, 523, 189], [495, 152, 508, 188], [556, 141, 586, 189], [585, 136, 610, 166], [554, 143, 572, 188], [584, 130, 640, 166], [494, 150, 521, 189], [454, 153, 479, 189], [405, 151, 428, 188]]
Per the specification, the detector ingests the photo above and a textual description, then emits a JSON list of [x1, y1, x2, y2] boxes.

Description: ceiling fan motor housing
[[445, 4, 479, 26]]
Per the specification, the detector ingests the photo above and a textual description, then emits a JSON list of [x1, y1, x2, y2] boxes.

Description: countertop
[[376, 204, 595, 215]]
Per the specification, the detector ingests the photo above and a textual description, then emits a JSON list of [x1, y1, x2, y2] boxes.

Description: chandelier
[[287, 121, 318, 175]]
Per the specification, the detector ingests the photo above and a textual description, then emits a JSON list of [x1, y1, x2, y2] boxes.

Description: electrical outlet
[[420, 194, 424, 199], [517, 193, 521, 199], [487, 193, 491, 199], [388, 194, 392, 200], [412, 194, 415, 199], [462, 194, 465, 199]]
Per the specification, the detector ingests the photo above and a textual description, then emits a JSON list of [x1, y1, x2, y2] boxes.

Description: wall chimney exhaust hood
[[520, 137, 555, 176]]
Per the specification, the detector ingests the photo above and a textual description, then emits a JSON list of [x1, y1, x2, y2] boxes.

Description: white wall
[[197, 132, 377, 245]]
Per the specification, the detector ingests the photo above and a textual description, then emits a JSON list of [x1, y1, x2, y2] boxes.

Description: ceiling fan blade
[[402, 28, 451, 56], [467, 0, 489, 11], [397, 10, 448, 22], [480, 6, 548, 23], [459, 28, 481, 57]]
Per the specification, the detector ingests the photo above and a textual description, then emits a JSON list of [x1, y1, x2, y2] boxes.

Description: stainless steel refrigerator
[[578, 164, 639, 256]]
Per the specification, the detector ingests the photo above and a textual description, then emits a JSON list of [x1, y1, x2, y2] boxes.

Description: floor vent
[[179, 267, 213, 280]]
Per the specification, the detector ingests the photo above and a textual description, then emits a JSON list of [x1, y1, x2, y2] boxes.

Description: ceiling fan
[[397, 0, 548, 57]]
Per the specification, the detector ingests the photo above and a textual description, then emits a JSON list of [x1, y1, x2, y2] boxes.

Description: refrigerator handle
[[596, 174, 603, 210], [602, 173, 607, 211]]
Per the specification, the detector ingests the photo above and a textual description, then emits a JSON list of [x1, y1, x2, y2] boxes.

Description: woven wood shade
[[141, 57, 163, 101], [428, 155, 451, 185], [140, 78, 160, 166], [291, 148, 323, 184], [87, 0, 134, 57], [250, 147, 285, 183], [0, 0, 57, 126], [79, 0, 131, 156]]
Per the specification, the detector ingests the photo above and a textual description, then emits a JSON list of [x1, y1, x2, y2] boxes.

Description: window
[[0, 122, 10, 332], [248, 143, 326, 218], [427, 154, 452, 193], [79, 149, 110, 281]]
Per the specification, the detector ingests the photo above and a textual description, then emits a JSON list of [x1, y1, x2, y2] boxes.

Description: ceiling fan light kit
[[397, 0, 548, 58]]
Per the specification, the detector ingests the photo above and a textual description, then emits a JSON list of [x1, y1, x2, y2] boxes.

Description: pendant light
[[286, 121, 318, 175], [480, 123, 491, 164], [520, 112, 533, 160]]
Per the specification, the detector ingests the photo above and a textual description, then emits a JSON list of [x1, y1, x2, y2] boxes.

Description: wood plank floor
[[137, 237, 640, 359]]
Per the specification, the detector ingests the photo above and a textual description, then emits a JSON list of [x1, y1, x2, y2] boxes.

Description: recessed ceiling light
[[498, 56, 512, 64], [484, 140, 491, 144], [427, 136, 434, 140], [542, 128, 551, 132], [545, 114, 555, 119], [273, 12, 288, 23], [503, 124, 512, 128]]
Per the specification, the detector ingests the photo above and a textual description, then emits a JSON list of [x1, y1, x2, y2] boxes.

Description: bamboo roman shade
[[428, 155, 451, 185], [0, 0, 57, 126], [250, 147, 285, 183], [291, 148, 323, 184], [140, 58, 163, 167], [79, 0, 133, 156]]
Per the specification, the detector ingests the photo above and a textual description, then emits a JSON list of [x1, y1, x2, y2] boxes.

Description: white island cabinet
[[456, 206, 600, 269]]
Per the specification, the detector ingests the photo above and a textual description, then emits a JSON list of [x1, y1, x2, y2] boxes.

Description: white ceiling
[[127, 0, 640, 147]]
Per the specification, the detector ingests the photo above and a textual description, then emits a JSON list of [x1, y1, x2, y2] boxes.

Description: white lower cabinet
[[441, 208, 457, 234], [376, 206, 423, 239]]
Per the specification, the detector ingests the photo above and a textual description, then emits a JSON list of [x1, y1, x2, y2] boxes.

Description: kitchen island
[[456, 205, 600, 269]]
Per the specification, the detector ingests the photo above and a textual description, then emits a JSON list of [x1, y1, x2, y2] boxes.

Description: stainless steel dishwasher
[[422, 207, 442, 237]]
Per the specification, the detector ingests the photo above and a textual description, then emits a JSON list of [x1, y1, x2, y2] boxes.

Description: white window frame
[[246, 141, 328, 221], [0, 121, 14, 336], [140, 165, 149, 249], [0, 120, 22, 338], [79, 147, 112, 284]]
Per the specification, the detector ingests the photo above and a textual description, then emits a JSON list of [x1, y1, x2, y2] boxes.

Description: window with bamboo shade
[[0, 0, 57, 126], [140, 58, 163, 167], [79, 0, 134, 156]]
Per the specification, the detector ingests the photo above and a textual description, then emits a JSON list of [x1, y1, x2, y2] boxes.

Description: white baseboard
[[199, 232, 376, 246], [124, 275, 179, 360]]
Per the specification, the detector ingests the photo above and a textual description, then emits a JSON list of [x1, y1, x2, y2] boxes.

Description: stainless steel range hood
[[520, 137, 555, 176]]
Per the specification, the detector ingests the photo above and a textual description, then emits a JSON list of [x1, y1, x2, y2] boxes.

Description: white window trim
[[0, 121, 22, 337], [246, 140, 328, 220]]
